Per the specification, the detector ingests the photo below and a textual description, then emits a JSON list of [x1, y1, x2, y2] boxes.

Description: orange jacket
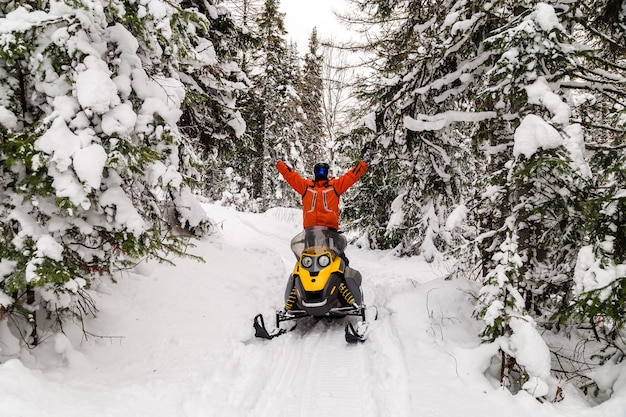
[[277, 160, 368, 230]]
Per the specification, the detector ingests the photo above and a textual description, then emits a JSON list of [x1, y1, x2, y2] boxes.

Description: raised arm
[[276, 160, 310, 195], [333, 161, 368, 195]]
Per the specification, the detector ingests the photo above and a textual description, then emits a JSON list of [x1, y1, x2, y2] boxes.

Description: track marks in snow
[[203, 206, 416, 415], [365, 308, 412, 416], [297, 322, 374, 416], [242, 320, 376, 417]]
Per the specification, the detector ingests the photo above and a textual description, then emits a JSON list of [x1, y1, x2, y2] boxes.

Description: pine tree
[[236, 0, 304, 210], [177, 0, 250, 205], [469, 1, 626, 374], [299, 28, 326, 170], [556, 0, 626, 352], [0, 0, 239, 342], [341, 0, 473, 259], [342, 0, 626, 398]]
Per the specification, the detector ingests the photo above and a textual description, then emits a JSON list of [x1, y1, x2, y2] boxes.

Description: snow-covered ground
[[1, 203, 625, 417]]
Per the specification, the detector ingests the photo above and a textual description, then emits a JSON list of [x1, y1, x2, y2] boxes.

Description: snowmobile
[[253, 226, 373, 343]]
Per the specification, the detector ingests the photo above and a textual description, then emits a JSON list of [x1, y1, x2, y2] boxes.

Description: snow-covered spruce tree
[[464, 1, 626, 398], [184, 0, 272, 211], [460, 4, 595, 398], [567, 151, 626, 353], [237, 0, 304, 211], [340, 125, 408, 249], [340, 0, 480, 259], [555, 0, 626, 357], [342, 0, 626, 398], [0, 0, 228, 343], [175, 0, 250, 207], [298, 28, 326, 171], [343, 0, 600, 396], [474, 1, 626, 386], [219, 0, 265, 81]]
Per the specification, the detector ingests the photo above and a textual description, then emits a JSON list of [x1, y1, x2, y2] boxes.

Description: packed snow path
[[1, 204, 625, 417]]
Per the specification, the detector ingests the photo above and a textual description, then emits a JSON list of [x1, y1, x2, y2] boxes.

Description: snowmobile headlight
[[318, 254, 331, 267], [301, 256, 314, 268]]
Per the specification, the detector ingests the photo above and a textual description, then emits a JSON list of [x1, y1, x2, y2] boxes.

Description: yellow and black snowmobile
[[254, 226, 373, 343]]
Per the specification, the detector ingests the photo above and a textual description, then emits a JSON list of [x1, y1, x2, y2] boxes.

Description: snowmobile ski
[[345, 321, 369, 343], [253, 314, 287, 340]]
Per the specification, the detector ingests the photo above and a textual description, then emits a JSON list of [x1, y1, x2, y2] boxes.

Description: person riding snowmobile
[[270, 154, 369, 231], [269, 149, 370, 312]]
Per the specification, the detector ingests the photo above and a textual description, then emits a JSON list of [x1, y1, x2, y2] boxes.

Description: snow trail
[[246, 320, 374, 417]]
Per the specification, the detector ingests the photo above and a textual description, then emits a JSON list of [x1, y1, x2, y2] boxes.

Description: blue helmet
[[313, 163, 329, 181]]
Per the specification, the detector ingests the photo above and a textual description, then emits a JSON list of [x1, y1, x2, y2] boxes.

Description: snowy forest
[[1, 0, 626, 409]]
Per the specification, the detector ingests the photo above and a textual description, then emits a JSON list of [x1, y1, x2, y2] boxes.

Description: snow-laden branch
[[403, 111, 497, 132]]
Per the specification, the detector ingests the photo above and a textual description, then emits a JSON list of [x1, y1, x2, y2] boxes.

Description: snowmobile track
[[251, 319, 376, 417]]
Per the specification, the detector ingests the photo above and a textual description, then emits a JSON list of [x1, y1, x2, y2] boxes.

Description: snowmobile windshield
[[290, 226, 347, 258]]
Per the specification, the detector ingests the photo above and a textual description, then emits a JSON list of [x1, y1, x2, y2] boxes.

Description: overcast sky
[[279, 0, 351, 54]]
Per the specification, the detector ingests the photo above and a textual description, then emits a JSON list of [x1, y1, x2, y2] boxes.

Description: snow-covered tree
[[340, 0, 474, 259], [216, 0, 262, 77], [342, 0, 626, 398], [0, 0, 240, 343], [556, 0, 626, 354], [236, 0, 304, 210], [471, 1, 589, 329], [176, 0, 249, 204], [298, 28, 325, 170], [469, 1, 626, 377]]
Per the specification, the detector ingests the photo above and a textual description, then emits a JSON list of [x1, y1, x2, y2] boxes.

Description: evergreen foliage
[[299, 28, 326, 170], [176, 0, 250, 205], [558, 0, 626, 350], [343, 0, 626, 399], [341, 0, 479, 258], [471, 3, 589, 342], [233, 0, 305, 210], [0, 0, 239, 342]]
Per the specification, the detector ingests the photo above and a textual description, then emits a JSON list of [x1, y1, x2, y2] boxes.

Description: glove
[[363, 149, 372, 165], [269, 148, 279, 164]]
